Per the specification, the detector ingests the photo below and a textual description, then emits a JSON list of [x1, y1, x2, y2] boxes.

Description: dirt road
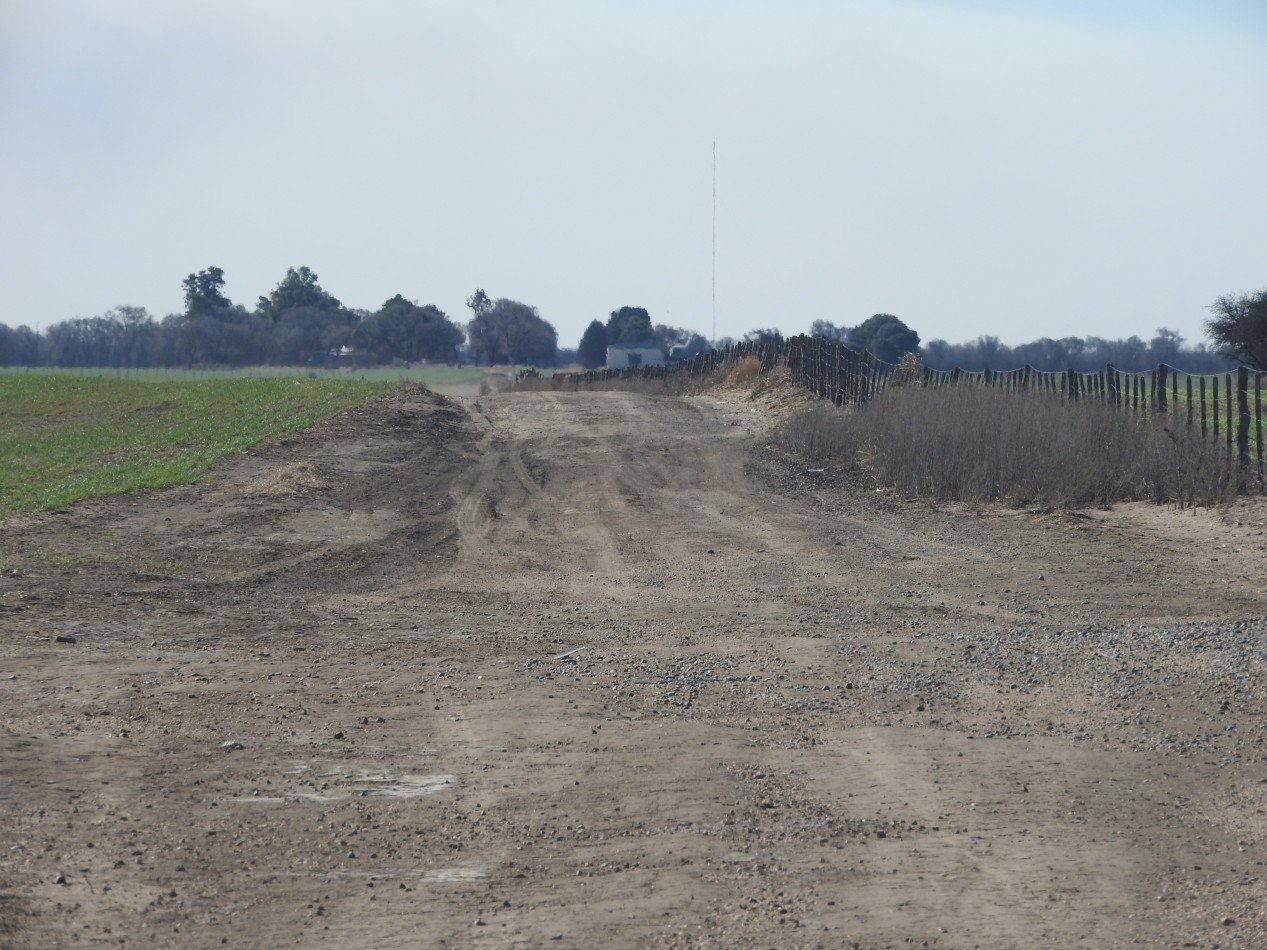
[[3, 383, 1266, 948]]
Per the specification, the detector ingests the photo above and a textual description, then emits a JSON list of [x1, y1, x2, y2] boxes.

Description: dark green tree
[[257, 266, 343, 320], [606, 306, 653, 344], [253, 267, 353, 364], [357, 295, 464, 363], [467, 298, 557, 365], [809, 320, 848, 343], [182, 266, 231, 319], [577, 320, 609, 369], [848, 314, 920, 364], [1205, 288, 1267, 368]]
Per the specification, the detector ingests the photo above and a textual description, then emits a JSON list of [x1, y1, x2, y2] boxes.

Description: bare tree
[[1205, 288, 1267, 368]]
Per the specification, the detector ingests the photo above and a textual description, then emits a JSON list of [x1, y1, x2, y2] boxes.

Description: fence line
[[524, 335, 1266, 480]]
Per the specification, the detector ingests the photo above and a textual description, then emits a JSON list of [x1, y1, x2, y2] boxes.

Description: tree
[[253, 267, 352, 364], [744, 328, 782, 345], [848, 314, 920, 363], [357, 295, 464, 363], [1205, 289, 1267, 368], [577, 320, 609, 369], [467, 298, 557, 365], [1148, 327, 1185, 367], [973, 335, 1007, 369], [606, 306, 653, 344], [0, 322, 43, 366], [652, 324, 709, 361], [921, 338, 952, 367], [466, 288, 493, 319], [257, 266, 342, 320], [809, 320, 848, 344], [182, 266, 231, 319]]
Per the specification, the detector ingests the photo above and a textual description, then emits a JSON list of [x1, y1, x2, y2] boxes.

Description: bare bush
[[776, 386, 1239, 509], [887, 352, 925, 389]]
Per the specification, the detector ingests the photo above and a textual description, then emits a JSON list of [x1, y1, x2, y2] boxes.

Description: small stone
[[54, 635, 76, 644], [220, 741, 244, 751], [54, 872, 67, 885], [1222, 916, 1235, 926], [334, 731, 345, 740]]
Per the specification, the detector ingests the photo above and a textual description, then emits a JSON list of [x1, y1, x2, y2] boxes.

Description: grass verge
[[0, 375, 394, 516]]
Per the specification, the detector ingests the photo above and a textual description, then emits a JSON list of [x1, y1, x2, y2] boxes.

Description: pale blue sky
[[2, 0, 1264, 349]]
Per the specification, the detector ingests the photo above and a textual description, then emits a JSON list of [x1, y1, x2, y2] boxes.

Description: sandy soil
[[2, 381, 1266, 949]]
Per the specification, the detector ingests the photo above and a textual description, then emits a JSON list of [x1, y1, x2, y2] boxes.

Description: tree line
[[0, 266, 715, 370], [809, 300, 1265, 373], [0, 267, 557, 369], [3, 265, 1262, 373]]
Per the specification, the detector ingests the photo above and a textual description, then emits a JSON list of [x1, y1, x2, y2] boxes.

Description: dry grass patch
[[243, 461, 331, 496], [725, 355, 762, 387], [776, 385, 1241, 509], [750, 362, 791, 399]]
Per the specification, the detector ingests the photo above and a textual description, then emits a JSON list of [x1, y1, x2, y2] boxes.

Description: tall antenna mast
[[712, 140, 717, 347]]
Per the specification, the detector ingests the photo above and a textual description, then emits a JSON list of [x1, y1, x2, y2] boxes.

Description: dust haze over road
[[2, 383, 1266, 948]]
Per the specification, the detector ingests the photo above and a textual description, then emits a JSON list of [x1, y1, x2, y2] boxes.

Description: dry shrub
[[887, 352, 925, 389], [776, 385, 1239, 509], [750, 362, 792, 399], [243, 461, 329, 496], [725, 355, 762, 388]]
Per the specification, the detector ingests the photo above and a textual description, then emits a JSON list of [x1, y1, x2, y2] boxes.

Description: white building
[[606, 341, 665, 369]]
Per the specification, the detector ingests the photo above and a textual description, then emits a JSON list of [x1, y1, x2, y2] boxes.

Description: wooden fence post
[[1156, 364, 1169, 413], [1226, 373, 1234, 456], [1209, 376, 1217, 441], [1258, 371, 1264, 484], [1238, 365, 1251, 469]]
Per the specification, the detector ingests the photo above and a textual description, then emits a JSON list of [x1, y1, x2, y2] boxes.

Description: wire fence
[[525, 334, 1267, 482]]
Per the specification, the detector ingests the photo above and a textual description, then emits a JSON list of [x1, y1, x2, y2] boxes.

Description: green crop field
[[0, 362, 489, 384], [0, 374, 396, 516]]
